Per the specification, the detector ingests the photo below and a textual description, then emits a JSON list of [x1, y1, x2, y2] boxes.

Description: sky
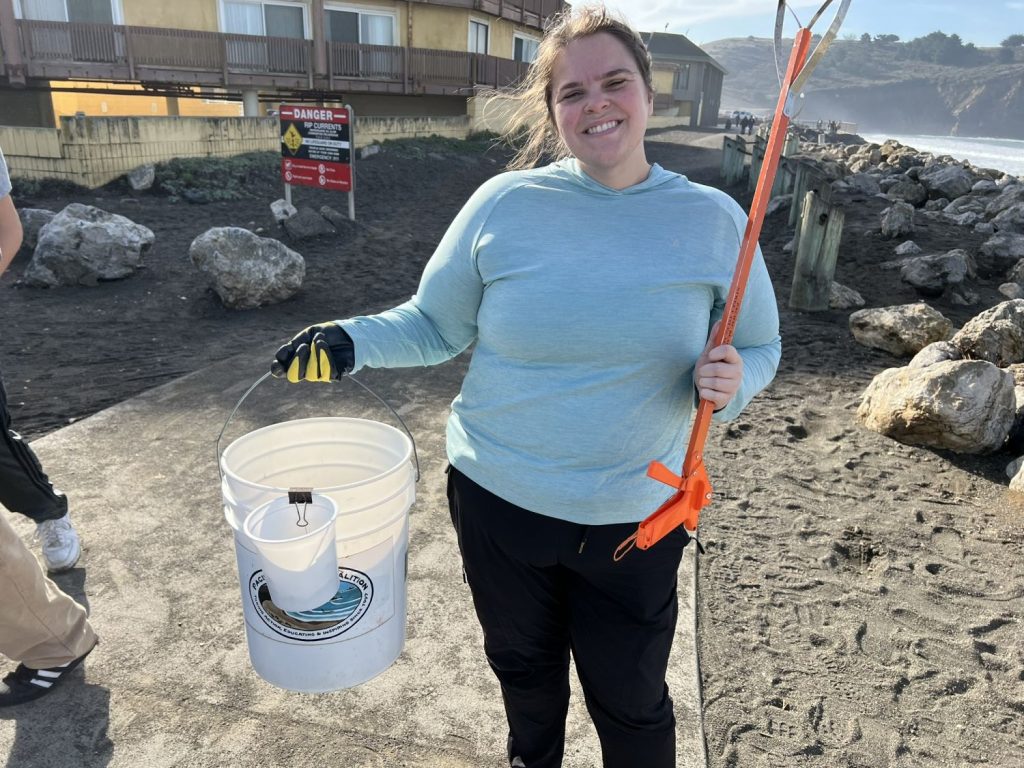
[[604, 0, 1020, 47]]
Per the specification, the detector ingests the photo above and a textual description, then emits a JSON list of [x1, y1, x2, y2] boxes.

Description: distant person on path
[[0, 147, 98, 706], [0, 147, 83, 573], [272, 6, 780, 768]]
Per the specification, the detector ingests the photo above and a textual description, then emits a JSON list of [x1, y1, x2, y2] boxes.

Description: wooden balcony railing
[[410, 0, 564, 30], [8, 19, 531, 94]]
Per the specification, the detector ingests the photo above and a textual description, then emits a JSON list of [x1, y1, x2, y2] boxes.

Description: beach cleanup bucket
[[218, 373, 418, 693], [242, 494, 339, 612]]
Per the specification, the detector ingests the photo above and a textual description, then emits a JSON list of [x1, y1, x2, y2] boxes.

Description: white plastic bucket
[[221, 416, 415, 693], [242, 495, 339, 612]]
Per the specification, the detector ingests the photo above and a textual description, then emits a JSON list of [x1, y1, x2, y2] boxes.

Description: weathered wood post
[[720, 136, 747, 186], [783, 132, 800, 157], [773, 155, 799, 199], [748, 135, 766, 193], [788, 161, 811, 227], [789, 190, 845, 311]]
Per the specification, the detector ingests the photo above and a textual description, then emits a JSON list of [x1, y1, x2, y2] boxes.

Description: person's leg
[[0, 375, 69, 523], [0, 374, 80, 571], [447, 467, 574, 768], [0, 511, 96, 669], [567, 524, 691, 768]]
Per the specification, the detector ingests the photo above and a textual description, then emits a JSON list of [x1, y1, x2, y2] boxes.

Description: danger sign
[[279, 104, 352, 192]]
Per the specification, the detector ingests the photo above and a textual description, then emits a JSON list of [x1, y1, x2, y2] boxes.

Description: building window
[[325, 6, 395, 45], [222, 0, 306, 39], [469, 19, 488, 54], [17, 0, 119, 23], [673, 64, 690, 91], [513, 33, 539, 63]]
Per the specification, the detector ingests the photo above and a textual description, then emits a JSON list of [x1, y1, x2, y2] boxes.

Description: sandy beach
[[1, 129, 1022, 767]]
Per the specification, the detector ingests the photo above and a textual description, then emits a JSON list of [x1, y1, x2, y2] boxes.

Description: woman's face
[[550, 32, 653, 189]]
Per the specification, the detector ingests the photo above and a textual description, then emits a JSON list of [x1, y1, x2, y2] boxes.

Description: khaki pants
[[0, 512, 96, 669]]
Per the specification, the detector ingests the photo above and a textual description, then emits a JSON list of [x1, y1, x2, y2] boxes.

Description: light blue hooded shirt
[[340, 158, 781, 525]]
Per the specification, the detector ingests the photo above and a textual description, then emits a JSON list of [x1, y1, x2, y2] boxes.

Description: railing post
[[403, 44, 409, 94], [221, 35, 229, 85], [125, 24, 135, 79]]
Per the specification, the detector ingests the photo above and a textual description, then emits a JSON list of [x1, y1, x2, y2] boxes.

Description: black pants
[[446, 466, 689, 768], [0, 373, 68, 523]]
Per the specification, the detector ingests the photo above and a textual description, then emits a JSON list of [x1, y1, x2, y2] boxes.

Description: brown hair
[[501, 5, 653, 170]]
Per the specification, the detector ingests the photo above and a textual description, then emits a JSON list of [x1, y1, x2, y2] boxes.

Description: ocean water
[[860, 133, 1024, 178]]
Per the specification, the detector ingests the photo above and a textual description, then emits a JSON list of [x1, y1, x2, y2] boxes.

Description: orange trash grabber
[[614, 0, 852, 561]]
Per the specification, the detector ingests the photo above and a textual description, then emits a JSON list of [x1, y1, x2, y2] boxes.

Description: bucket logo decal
[[249, 567, 373, 641]]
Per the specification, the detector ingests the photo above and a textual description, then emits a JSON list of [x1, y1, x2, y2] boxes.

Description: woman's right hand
[[271, 323, 355, 382]]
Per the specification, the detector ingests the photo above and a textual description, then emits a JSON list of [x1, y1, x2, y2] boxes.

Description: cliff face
[[703, 38, 1024, 139]]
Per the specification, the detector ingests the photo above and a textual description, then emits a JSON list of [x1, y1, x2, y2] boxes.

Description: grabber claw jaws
[[636, 460, 712, 549]]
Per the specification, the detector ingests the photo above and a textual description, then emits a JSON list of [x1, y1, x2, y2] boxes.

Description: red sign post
[[279, 103, 355, 219]]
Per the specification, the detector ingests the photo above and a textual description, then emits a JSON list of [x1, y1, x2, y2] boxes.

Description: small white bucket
[[242, 495, 339, 612], [221, 403, 417, 693]]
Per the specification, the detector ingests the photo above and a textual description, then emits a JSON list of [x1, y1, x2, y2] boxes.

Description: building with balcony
[[641, 30, 725, 129], [0, 0, 563, 126]]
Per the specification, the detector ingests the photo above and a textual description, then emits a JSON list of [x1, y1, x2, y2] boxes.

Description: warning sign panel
[[279, 104, 352, 191]]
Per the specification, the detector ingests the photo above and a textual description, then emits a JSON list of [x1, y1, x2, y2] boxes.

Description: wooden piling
[[720, 136, 749, 186], [748, 135, 767, 193], [789, 191, 845, 312]]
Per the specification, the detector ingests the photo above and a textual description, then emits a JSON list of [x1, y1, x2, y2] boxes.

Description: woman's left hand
[[694, 321, 743, 410]]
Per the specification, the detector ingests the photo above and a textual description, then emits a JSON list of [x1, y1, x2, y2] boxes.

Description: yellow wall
[[122, 0, 219, 32], [410, 6, 526, 57], [47, 83, 243, 124], [652, 67, 675, 98]]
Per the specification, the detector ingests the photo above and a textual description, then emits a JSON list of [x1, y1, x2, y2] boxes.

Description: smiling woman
[[269, 5, 781, 767], [549, 35, 654, 188]]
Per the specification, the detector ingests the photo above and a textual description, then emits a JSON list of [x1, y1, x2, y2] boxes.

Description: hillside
[[704, 37, 1024, 139]]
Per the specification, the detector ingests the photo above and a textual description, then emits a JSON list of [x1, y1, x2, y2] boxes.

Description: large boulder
[[845, 173, 881, 195], [950, 299, 1024, 367], [886, 181, 928, 207], [189, 227, 305, 310], [857, 360, 1015, 454], [917, 165, 975, 201], [899, 249, 975, 297], [977, 233, 1024, 277], [126, 164, 155, 191], [22, 203, 154, 287], [992, 203, 1024, 235], [849, 303, 953, 357], [830, 282, 865, 310], [894, 240, 922, 256], [984, 184, 1024, 218], [282, 207, 336, 240], [881, 201, 915, 239]]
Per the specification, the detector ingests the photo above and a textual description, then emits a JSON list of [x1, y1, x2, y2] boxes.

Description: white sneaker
[[35, 515, 81, 572]]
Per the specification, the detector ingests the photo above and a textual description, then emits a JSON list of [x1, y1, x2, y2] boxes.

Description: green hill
[[703, 36, 1024, 139]]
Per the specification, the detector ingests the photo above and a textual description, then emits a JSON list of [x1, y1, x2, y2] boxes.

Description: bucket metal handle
[[216, 371, 421, 483]]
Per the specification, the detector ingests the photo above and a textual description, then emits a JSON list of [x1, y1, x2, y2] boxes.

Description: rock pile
[[799, 136, 1024, 302]]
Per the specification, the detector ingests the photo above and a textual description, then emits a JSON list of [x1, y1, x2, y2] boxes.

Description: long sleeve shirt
[[340, 158, 781, 525]]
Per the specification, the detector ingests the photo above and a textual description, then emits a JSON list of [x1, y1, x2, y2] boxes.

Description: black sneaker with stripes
[[0, 642, 96, 707]]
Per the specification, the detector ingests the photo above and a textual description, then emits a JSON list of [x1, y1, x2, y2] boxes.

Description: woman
[[274, 6, 781, 767]]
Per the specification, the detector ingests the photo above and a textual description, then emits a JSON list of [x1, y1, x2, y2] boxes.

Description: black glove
[[271, 323, 355, 382]]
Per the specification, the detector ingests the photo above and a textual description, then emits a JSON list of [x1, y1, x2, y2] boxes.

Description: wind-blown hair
[[502, 5, 654, 170]]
